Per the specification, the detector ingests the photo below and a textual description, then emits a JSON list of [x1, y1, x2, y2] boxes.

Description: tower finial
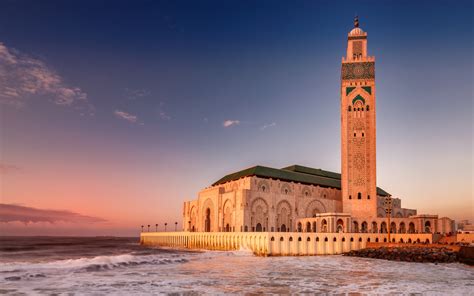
[[354, 15, 359, 28]]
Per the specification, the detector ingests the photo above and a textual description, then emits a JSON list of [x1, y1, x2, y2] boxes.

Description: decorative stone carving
[[342, 62, 375, 80]]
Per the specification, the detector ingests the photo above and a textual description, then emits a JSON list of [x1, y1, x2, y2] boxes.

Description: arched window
[[261, 185, 266, 192], [367, 195, 370, 199], [307, 237, 311, 242], [289, 237, 293, 242], [348, 106, 352, 111], [205, 208, 211, 232], [306, 222, 311, 232], [280, 237, 284, 241], [270, 237, 275, 241], [362, 132, 364, 137], [298, 237, 302, 242], [354, 132, 356, 137], [424, 221, 431, 233], [358, 192, 362, 199], [366, 105, 370, 111], [349, 195, 352, 199], [297, 222, 302, 232]]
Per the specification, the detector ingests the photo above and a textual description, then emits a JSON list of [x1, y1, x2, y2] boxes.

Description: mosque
[[182, 17, 454, 236]]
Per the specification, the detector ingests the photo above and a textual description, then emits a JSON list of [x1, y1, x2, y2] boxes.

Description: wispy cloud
[[223, 120, 240, 128], [260, 122, 277, 130], [0, 163, 21, 175], [114, 110, 139, 124], [158, 102, 171, 120], [125, 88, 150, 100], [0, 204, 106, 224], [0, 42, 93, 114]]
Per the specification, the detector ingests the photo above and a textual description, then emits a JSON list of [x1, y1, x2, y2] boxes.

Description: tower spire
[[354, 15, 359, 28]]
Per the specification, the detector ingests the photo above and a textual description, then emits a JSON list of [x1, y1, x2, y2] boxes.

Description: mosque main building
[[182, 18, 454, 236]]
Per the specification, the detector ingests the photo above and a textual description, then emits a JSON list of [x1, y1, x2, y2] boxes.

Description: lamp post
[[175, 222, 178, 231], [141, 225, 144, 233], [165, 223, 168, 232], [155, 224, 158, 232], [147, 224, 150, 232], [384, 196, 393, 243]]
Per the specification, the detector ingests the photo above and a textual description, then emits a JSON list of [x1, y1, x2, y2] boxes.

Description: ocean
[[0, 237, 472, 295]]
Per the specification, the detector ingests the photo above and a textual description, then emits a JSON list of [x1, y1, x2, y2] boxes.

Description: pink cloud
[[0, 204, 106, 224], [223, 120, 240, 127], [114, 110, 139, 123]]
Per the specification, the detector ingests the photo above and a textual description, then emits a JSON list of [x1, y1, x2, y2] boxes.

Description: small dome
[[349, 27, 364, 36]]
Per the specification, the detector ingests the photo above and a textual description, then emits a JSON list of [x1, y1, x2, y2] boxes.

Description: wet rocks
[[344, 247, 459, 263]]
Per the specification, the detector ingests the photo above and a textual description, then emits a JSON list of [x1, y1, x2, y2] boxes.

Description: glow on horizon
[[0, 1, 472, 236]]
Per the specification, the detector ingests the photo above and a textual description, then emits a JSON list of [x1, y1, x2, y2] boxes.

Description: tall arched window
[[358, 192, 361, 199]]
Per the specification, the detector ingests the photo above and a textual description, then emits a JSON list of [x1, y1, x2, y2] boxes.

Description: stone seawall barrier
[[140, 232, 434, 256]]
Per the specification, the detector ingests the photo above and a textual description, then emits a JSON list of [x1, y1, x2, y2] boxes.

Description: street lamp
[[165, 222, 168, 232], [147, 224, 150, 232], [384, 196, 393, 243], [155, 224, 158, 232], [175, 222, 178, 231]]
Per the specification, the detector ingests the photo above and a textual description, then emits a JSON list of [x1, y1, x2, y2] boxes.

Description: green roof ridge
[[211, 164, 390, 196]]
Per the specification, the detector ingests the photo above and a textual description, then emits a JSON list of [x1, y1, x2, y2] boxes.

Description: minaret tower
[[341, 17, 377, 218]]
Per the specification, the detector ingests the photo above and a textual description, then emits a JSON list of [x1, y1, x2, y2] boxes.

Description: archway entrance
[[280, 224, 287, 232], [337, 219, 344, 233], [425, 221, 431, 233], [408, 222, 415, 233], [205, 208, 211, 232], [321, 219, 328, 232], [256, 223, 263, 232]]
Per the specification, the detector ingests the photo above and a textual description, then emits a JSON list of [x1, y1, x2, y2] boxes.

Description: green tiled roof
[[282, 165, 341, 180], [211, 164, 390, 196]]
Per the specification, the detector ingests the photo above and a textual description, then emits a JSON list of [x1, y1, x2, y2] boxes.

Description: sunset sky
[[1, 0, 472, 236]]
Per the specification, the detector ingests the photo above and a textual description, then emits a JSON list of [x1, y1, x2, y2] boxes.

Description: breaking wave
[[0, 253, 190, 274]]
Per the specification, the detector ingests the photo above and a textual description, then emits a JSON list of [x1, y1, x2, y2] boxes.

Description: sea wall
[[140, 232, 434, 256]]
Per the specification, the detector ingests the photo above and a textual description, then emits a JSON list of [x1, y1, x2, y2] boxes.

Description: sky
[[0, 0, 472, 236]]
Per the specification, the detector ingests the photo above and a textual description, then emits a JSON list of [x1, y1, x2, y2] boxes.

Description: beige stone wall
[[183, 176, 342, 233], [140, 231, 434, 256], [376, 196, 417, 218]]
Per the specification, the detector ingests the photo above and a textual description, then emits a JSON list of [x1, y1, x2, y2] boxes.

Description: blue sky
[[0, 0, 472, 235]]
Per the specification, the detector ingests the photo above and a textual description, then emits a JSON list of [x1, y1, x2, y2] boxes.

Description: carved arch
[[302, 186, 311, 197], [304, 199, 327, 217], [257, 180, 270, 193], [201, 198, 214, 232], [281, 183, 291, 195], [222, 199, 233, 232]]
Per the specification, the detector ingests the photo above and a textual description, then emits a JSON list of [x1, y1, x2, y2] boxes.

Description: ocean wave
[[0, 253, 190, 274]]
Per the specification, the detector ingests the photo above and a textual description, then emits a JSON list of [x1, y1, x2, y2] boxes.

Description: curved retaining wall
[[140, 232, 434, 256]]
